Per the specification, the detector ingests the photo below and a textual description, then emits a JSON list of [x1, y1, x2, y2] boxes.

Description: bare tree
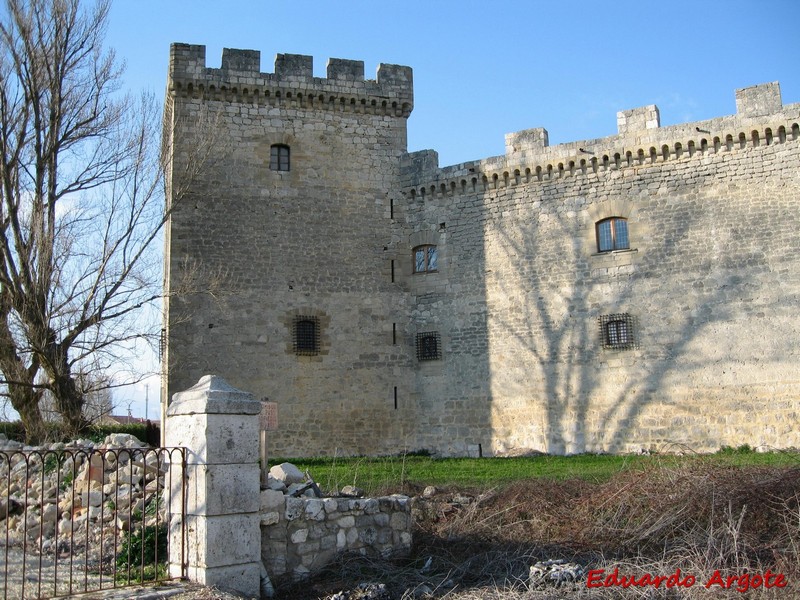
[[39, 369, 113, 423], [0, 0, 170, 441]]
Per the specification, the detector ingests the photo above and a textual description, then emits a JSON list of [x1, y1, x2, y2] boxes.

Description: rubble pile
[[0, 433, 168, 557]]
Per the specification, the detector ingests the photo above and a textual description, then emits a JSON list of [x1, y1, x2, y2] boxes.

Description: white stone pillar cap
[[168, 375, 261, 416]]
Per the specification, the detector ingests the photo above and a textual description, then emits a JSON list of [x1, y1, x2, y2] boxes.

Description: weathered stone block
[[736, 81, 782, 116], [261, 511, 280, 526], [290, 528, 308, 543], [390, 512, 409, 530], [184, 463, 260, 516], [187, 562, 261, 598], [285, 497, 305, 521], [336, 515, 355, 528], [305, 498, 325, 521], [261, 489, 285, 511], [269, 462, 305, 485], [181, 513, 260, 569]]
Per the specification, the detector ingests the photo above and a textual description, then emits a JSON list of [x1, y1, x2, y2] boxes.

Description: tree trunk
[[0, 334, 45, 443], [50, 373, 86, 437], [0, 297, 45, 444], [9, 385, 45, 443]]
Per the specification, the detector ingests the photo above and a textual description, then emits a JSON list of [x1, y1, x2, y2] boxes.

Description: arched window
[[270, 144, 290, 171], [596, 217, 629, 252], [413, 245, 438, 273]]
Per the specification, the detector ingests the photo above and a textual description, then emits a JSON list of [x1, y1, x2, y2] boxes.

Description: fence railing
[[0, 446, 186, 599]]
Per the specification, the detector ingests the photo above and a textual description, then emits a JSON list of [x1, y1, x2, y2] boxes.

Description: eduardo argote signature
[[587, 567, 787, 593]]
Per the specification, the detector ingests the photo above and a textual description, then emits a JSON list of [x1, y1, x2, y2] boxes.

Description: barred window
[[293, 316, 319, 355], [413, 245, 438, 273], [270, 144, 290, 171], [599, 313, 636, 350], [416, 331, 441, 361], [596, 217, 629, 252]]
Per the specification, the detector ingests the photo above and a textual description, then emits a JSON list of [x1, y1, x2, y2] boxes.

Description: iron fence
[[0, 445, 186, 599]]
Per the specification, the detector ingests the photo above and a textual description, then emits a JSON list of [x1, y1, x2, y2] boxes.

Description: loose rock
[[528, 558, 586, 587]]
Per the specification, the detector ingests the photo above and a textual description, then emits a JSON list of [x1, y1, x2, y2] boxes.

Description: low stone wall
[[260, 489, 412, 580]]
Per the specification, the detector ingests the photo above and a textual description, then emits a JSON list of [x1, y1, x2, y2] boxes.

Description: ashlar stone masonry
[[163, 44, 800, 457]]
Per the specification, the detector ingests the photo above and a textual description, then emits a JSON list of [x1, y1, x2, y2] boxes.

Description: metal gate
[[1, 445, 186, 599]]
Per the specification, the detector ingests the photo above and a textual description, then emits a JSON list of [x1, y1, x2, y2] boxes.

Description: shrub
[[116, 523, 168, 573], [0, 420, 160, 445]]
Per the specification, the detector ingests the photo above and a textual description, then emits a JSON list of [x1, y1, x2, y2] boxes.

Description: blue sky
[[109, 0, 800, 168], [100, 0, 799, 418]]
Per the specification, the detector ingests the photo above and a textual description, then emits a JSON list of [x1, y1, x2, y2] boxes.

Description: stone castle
[[162, 43, 800, 457]]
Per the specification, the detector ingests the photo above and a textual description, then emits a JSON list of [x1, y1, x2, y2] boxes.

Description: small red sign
[[260, 401, 278, 431]]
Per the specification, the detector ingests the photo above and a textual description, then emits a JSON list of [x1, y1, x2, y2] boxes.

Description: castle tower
[[163, 44, 415, 455]]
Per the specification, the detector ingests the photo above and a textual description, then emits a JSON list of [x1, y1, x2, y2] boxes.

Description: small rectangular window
[[270, 144, 290, 171], [293, 316, 319, 355], [599, 313, 636, 350], [416, 331, 441, 361], [413, 245, 438, 273]]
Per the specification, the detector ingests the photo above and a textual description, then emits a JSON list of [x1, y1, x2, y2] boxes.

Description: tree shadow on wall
[[487, 182, 780, 454]]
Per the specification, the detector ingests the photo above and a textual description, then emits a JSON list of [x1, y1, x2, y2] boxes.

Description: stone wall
[[400, 83, 800, 455], [260, 490, 412, 581], [164, 43, 800, 457]]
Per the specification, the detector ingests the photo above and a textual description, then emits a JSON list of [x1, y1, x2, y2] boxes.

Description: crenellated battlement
[[402, 82, 799, 197], [168, 43, 413, 117]]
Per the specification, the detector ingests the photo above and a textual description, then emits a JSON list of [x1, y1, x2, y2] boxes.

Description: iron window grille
[[416, 331, 442, 361], [270, 144, 290, 171], [599, 313, 636, 350], [293, 316, 320, 355], [413, 245, 438, 273], [596, 217, 629, 252]]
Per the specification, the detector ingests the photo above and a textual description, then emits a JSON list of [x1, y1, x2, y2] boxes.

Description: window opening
[[416, 331, 442, 361], [596, 217, 629, 252], [599, 314, 636, 350], [293, 316, 319, 355], [413, 245, 438, 273], [270, 144, 290, 171]]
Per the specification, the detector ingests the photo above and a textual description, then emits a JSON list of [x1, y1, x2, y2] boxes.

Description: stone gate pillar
[[165, 375, 261, 597]]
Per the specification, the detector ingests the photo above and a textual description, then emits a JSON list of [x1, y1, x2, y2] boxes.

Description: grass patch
[[277, 449, 800, 496]]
